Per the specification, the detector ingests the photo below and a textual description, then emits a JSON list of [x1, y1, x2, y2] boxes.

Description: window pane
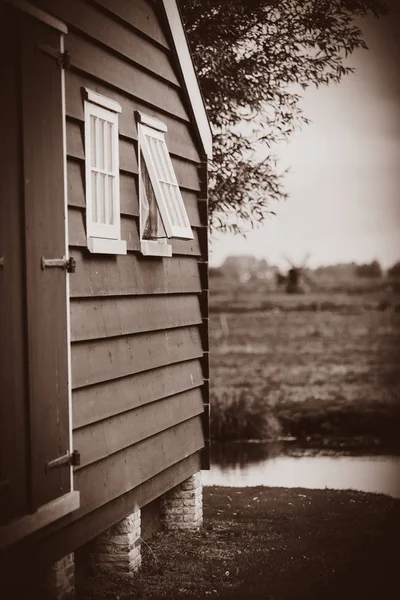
[[156, 139, 174, 183], [161, 182, 181, 227], [106, 122, 113, 173], [91, 171, 98, 222], [98, 119, 105, 171], [97, 172, 106, 224], [107, 175, 114, 225], [90, 116, 97, 168]]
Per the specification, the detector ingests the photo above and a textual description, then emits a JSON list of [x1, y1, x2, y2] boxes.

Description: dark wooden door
[[20, 14, 71, 511], [0, 5, 71, 522], [0, 3, 29, 526]]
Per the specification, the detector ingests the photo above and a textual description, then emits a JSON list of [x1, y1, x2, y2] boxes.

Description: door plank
[[0, 4, 29, 524]]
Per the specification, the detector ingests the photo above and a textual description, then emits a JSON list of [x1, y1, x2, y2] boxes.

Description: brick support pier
[[88, 509, 142, 575], [162, 472, 203, 530], [42, 553, 75, 600]]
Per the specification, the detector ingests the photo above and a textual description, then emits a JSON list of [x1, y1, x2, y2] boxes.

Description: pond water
[[202, 441, 400, 499]]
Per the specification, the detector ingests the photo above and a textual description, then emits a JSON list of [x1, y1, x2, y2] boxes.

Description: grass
[[210, 280, 400, 446], [77, 486, 400, 600]]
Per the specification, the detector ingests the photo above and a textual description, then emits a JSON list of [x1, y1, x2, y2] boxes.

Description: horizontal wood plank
[[74, 388, 204, 469], [72, 358, 204, 428], [70, 294, 202, 341], [93, 0, 169, 48], [67, 32, 188, 120], [69, 250, 201, 297], [66, 120, 200, 191], [67, 207, 201, 255], [67, 160, 202, 226], [74, 417, 204, 516], [35, 0, 178, 84], [71, 326, 203, 388], [65, 71, 200, 162]]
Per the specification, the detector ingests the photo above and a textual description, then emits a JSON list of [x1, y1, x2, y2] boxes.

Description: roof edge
[[161, 0, 213, 160]]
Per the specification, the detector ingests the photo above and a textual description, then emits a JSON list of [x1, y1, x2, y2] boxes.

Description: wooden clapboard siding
[[70, 294, 202, 341], [72, 326, 203, 388], [92, 0, 169, 48], [69, 250, 201, 297], [66, 119, 200, 192], [74, 388, 204, 469], [72, 359, 204, 429], [65, 70, 200, 162], [68, 206, 201, 255], [74, 417, 204, 516], [67, 159, 202, 226], [34, 0, 178, 84], [67, 32, 188, 120]]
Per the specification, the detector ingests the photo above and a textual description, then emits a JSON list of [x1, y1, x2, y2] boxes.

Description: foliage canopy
[[179, 0, 387, 232]]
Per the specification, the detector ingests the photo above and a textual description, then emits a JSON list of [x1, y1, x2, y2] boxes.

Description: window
[[137, 112, 193, 257], [84, 89, 126, 254]]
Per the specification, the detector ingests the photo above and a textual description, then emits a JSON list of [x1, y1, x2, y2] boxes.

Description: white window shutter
[[84, 99, 123, 247], [138, 123, 194, 240]]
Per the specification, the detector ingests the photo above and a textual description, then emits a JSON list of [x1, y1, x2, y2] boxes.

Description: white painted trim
[[141, 240, 172, 257], [84, 100, 122, 245], [84, 88, 122, 114], [88, 237, 127, 254], [6, 0, 68, 33], [136, 111, 168, 133], [60, 34, 74, 492], [0, 491, 80, 550], [161, 0, 212, 159]]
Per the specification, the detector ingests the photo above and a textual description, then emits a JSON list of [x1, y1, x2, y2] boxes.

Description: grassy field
[[76, 487, 400, 600], [209, 277, 400, 447]]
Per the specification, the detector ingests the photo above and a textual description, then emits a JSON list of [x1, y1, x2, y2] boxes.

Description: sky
[[209, 3, 400, 270]]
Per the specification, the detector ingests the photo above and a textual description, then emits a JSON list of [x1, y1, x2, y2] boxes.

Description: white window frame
[[137, 112, 193, 257], [84, 89, 126, 255]]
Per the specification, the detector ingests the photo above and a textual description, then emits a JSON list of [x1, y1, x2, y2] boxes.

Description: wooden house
[[0, 0, 211, 592]]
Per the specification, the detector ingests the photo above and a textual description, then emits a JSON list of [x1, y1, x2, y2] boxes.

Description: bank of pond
[[202, 440, 400, 499]]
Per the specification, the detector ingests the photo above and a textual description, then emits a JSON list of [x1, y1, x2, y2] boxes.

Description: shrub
[[211, 389, 282, 441]]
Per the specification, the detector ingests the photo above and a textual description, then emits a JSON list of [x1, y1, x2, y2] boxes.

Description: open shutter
[[20, 15, 72, 511], [138, 123, 194, 240]]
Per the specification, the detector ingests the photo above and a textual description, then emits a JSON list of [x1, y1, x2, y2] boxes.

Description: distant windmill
[[281, 253, 315, 294]]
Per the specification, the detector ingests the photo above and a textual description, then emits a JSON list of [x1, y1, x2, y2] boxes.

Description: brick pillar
[[89, 509, 141, 575], [162, 472, 203, 530], [42, 553, 75, 600]]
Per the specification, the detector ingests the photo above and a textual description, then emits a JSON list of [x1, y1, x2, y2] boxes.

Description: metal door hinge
[[37, 44, 71, 69], [0, 256, 4, 269], [41, 256, 76, 273], [46, 450, 81, 472]]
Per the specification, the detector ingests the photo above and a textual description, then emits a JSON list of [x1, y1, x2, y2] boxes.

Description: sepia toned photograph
[[0, 0, 399, 598]]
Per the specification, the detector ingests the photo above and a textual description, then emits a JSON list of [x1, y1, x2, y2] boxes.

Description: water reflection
[[203, 442, 400, 498]]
